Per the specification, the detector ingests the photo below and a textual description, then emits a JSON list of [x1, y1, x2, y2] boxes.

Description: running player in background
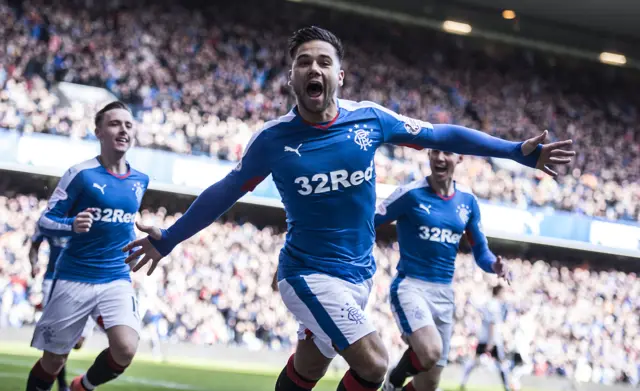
[[123, 26, 574, 391], [26, 101, 149, 391], [459, 285, 511, 391], [509, 308, 537, 391], [374, 149, 509, 391]]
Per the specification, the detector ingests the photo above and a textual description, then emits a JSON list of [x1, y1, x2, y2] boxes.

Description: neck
[[297, 98, 339, 124], [427, 175, 454, 197], [99, 151, 127, 175]]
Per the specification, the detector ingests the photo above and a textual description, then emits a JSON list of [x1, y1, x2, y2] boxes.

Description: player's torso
[[269, 108, 383, 282], [58, 164, 147, 283], [479, 299, 503, 343], [396, 184, 473, 283]]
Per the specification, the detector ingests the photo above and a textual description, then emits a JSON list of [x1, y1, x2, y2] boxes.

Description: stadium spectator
[[0, 193, 638, 385], [0, 0, 639, 221]]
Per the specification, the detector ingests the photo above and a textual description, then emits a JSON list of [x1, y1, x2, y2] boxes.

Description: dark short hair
[[94, 101, 131, 127], [492, 285, 504, 297], [288, 26, 344, 61]]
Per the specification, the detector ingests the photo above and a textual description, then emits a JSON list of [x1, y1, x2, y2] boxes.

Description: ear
[[288, 69, 293, 86], [337, 69, 345, 87]]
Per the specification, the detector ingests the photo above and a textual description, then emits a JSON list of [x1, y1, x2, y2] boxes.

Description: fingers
[[135, 221, 150, 232], [533, 130, 548, 143], [548, 157, 572, 164], [132, 254, 151, 272], [545, 139, 573, 149], [542, 165, 558, 177], [147, 259, 160, 276], [124, 247, 145, 264], [122, 238, 145, 253], [549, 149, 576, 157]]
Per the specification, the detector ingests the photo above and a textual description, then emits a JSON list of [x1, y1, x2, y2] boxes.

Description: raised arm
[[124, 130, 272, 275], [373, 103, 574, 176], [465, 198, 496, 274]]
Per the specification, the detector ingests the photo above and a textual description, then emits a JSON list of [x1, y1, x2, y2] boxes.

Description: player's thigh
[[95, 279, 141, 335], [278, 274, 376, 360], [390, 276, 436, 339], [412, 365, 444, 391], [425, 282, 455, 367], [406, 325, 443, 366], [339, 330, 388, 379], [31, 280, 96, 355], [293, 336, 333, 380]]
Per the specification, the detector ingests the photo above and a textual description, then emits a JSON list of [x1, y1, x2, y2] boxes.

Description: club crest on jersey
[[348, 124, 373, 151], [132, 182, 145, 204], [456, 204, 471, 225]]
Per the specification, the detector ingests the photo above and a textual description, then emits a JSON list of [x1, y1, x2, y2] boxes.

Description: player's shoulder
[[386, 178, 429, 203], [339, 99, 433, 130], [66, 157, 101, 177], [128, 167, 150, 185], [245, 110, 297, 150], [455, 182, 479, 202]]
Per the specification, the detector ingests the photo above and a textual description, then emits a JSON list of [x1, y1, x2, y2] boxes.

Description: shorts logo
[[414, 308, 425, 321], [342, 303, 365, 325], [42, 326, 55, 344]]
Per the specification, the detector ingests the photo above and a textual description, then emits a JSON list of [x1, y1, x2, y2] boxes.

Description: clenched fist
[[73, 208, 96, 233]]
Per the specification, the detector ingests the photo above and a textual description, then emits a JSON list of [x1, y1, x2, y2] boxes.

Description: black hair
[[94, 101, 131, 127], [288, 26, 344, 61], [492, 285, 504, 297]]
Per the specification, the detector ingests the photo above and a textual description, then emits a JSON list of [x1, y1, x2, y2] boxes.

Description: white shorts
[[41, 279, 97, 340], [278, 273, 375, 359], [390, 275, 455, 367], [32, 279, 141, 354]]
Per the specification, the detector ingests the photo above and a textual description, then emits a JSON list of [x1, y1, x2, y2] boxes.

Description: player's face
[[429, 149, 462, 182], [96, 108, 135, 154], [290, 40, 344, 115]]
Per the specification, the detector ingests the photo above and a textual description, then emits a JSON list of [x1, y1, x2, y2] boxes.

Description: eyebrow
[[295, 53, 333, 62]]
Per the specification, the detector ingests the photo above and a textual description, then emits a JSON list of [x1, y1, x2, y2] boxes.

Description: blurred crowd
[[1, 0, 639, 222], [0, 193, 638, 386]]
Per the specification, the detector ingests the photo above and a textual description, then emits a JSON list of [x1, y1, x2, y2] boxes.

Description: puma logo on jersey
[[419, 203, 432, 214], [93, 183, 106, 195], [284, 143, 303, 157]]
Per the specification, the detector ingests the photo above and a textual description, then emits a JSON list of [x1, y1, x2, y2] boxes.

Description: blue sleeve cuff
[[512, 142, 542, 169], [148, 229, 171, 256]]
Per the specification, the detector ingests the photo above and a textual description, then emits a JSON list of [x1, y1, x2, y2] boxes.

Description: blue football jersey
[[31, 226, 69, 280], [38, 157, 149, 283], [154, 99, 538, 284], [375, 179, 496, 284]]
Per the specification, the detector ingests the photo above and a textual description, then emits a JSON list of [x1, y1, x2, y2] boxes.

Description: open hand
[[123, 222, 164, 276], [492, 256, 511, 285], [521, 130, 575, 177]]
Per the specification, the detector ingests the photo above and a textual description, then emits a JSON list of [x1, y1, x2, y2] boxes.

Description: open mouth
[[306, 81, 324, 98], [115, 136, 129, 144], [433, 165, 448, 174]]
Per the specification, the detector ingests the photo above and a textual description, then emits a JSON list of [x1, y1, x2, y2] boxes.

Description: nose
[[308, 61, 321, 76]]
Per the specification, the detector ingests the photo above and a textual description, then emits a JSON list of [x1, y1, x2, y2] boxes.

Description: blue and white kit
[[148, 99, 540, 358], [375, 178, 497, 366], [31, 157, 148, 354]]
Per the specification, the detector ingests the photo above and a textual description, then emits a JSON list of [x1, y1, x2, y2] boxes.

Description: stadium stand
[[1, 0, 639, 221], [0, 193, 638, 386]]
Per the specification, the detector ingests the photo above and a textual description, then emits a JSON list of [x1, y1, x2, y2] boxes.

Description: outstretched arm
[[124, 130, 271, 275], [374, 103, 574, 176]]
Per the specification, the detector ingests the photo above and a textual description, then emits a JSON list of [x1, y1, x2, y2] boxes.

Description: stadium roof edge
[[297, 0, 640, 70]]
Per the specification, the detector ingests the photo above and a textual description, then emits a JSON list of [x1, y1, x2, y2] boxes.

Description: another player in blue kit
[[376, 149, 510, 391], [124, 26, 574, 391], [26, 101, 149, 391]]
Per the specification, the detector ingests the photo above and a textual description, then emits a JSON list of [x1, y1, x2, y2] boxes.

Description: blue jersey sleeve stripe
[[39, 215, 73, 232], [390, 275, 413, 335], [284, 276, 350, 350]]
